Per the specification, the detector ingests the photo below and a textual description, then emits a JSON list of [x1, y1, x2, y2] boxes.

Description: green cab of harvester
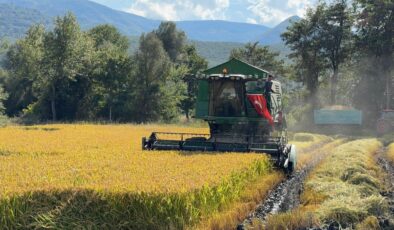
[[142, 58, 297, 173]]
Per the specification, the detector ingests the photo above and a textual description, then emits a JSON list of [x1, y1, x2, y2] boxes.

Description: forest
[[0, 0, 392, 127]]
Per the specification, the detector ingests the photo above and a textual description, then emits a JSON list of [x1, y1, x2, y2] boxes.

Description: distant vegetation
[[0, 4, 50, 40], [0, 0, 391, 128]]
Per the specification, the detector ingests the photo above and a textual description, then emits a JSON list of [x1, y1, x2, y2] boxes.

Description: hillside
[[177, 20, 269, 43], [0, 0, 294, 66], [0, 4, 50, 39], [0, 0, 160, 35], [0, 0, 271, 43], [128, 37, 290, 67], [259, 16, 301, 45]]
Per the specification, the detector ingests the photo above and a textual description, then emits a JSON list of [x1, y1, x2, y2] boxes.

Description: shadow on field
[[22, 127, 60, 131], [0, 189, 193, 230]]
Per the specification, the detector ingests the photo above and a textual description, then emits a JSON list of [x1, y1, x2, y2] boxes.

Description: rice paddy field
[[0, 124, 329, 229], [264, 139, 393, 230]]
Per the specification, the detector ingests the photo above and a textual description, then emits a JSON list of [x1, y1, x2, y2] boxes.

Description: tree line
[[282, 0, 393, 125], [0, 0, 391, 126], [0, 13, 207, 123]]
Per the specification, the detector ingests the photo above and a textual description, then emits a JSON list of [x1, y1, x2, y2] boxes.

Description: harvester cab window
[[210, 80, 245, 117]]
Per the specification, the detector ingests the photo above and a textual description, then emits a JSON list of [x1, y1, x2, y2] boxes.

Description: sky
[[89, 0, 320, 27]]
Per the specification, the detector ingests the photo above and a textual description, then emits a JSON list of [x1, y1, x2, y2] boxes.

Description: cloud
[[124, 0, 230, 21], [247, 0, 291, 25], [247, 0, 313, 25], [246, 18, 258, 24], [287, 0, 312, 16]]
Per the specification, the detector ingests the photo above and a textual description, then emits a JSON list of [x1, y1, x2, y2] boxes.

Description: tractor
[[377, 110, 394, 136], [142, 59, 297, 172]]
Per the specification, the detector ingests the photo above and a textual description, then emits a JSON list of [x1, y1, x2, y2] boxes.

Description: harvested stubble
[[290, 133, 334, 169], [290, 133, 333, 153], [387, 143, 394, 163], [266, 139, 388, 230]]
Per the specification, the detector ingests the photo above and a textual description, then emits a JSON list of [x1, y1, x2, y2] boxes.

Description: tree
[[230, 42, 285, 76], [155, 22, 186, 62], [89, 24, 129, 51], [39, 13, 94, 121], [3, 25, 45, 116], [0, 86, 8, 116], [320, 0, 353, 105], [355, 0, 393, 110], [281, 5, 327, 108], [178, 45, 208, 120], [132, 32, 171, 123], [88, 25, 133, 121], [352, 0, 394, 124]]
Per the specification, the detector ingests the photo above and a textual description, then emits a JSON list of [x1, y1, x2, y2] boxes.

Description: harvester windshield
[[210, 80, 245, 117]]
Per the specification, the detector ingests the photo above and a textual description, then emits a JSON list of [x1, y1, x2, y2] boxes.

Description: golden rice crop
[[0, 124, 332, 229], [387, 143, 394, 163], [0, 124, 269, 195], [0, 124, 274, 229]]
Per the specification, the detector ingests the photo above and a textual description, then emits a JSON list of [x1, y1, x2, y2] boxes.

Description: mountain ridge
[[0, 0, 298, 45]]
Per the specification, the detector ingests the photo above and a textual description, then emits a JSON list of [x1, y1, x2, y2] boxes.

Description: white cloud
[[215, 0, 230, 8], [287, 0, 312, 17], [247, 0, 315, 25], [124, 0, 179, 21], [124, 0, 230, 21], [246, 18, 258, 24], [126, 7, 147, 17], [247, 0, 291, 25]]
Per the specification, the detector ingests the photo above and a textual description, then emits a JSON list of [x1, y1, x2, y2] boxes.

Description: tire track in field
[[237, 140, 341, 229], [377, 148, 394, 228]]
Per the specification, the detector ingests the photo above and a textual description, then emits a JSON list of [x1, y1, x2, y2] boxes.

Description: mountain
[[0, 0, 296, 65], [176, 20, 269, 43], [259, 16, 301, 45], [0, 0, 160, 35], [0, 4, 50, 39], [0, 0, 270, 43]]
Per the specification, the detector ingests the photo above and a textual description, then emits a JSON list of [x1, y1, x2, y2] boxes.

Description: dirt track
[[377, 149, 394, 229]]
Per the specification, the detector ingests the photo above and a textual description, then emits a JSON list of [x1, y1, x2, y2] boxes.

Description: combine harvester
[[142, 59, 297, 172]]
